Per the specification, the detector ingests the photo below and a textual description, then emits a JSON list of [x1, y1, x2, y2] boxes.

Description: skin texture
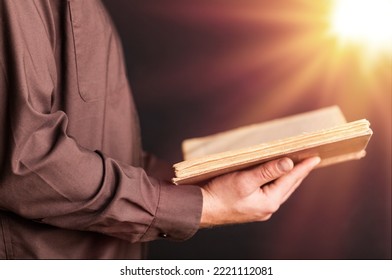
[[200, 157, 321, 228]]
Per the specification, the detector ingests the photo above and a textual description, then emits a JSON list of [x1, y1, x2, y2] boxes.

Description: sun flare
[[329, 0, 392, 54]]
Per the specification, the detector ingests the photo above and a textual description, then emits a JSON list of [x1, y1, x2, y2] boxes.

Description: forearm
[[1, 125, 202, 242]]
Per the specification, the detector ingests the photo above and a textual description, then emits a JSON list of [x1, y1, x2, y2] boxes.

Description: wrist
[[199, 187, 216, 228]]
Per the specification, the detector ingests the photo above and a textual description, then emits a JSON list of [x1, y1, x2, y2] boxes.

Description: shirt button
[[159, 233, 168, 238]]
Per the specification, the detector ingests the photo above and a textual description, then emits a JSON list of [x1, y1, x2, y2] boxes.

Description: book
[[172, 106, 373, 185]]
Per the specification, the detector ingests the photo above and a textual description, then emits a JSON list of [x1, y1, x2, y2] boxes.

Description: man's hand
[[200, 157, 320, 228]]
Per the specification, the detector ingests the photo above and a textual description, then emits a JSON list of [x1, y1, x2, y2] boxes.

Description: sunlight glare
[[329, 0, 392, 54]]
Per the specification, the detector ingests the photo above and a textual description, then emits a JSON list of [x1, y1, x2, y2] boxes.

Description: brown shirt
[[0, 0, 202, 259]]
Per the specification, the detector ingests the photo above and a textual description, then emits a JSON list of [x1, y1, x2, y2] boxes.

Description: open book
[[172, 106, 373, 185]]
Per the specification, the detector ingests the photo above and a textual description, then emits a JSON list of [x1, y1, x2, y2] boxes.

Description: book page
[[183, 106, 347, 160], [173, 119, 372, 185]]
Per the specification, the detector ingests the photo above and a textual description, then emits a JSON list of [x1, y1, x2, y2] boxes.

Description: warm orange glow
[[133, 0, 391, 126], [216, 0, 391, 125], [329, 0, 392, 55]]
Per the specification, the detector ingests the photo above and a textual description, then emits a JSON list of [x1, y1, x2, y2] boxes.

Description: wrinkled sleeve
[[143, 152, 176, 181], [0, 0, 202, 243]]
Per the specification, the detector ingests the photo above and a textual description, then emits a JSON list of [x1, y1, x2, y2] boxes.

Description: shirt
[[0, 0, 202, 259]]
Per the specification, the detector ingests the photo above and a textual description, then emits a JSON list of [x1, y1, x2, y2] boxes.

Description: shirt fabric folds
[[0, 0, 202, 259]]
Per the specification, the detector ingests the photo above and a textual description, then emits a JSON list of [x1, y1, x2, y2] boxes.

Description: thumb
[[238, 157, 294, 188]]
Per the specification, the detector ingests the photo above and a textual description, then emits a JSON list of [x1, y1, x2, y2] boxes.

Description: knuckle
[[259, 164, 278, 181], [233, 172, 250, 190], [235, 172, 249, 186]]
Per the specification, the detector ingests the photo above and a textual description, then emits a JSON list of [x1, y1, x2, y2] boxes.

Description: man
[[0, 0, 319, 259]]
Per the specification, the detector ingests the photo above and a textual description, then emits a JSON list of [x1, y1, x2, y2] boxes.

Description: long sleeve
[[0, 0, 202, 251]]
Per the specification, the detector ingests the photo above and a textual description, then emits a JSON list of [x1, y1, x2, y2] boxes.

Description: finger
[[277, 156, 320, 201], [280, 175, 305, 203], [261, 157, 320, 202], [235, 157, 294, 189], [279, 157, 321, 202]]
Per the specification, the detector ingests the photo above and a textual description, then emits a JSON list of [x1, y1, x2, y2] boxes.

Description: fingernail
[[278, 158, 294, 172]]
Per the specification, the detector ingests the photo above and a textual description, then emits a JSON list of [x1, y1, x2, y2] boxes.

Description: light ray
[[329, 0, 392, 60]]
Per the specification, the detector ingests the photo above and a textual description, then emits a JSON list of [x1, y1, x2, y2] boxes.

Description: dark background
[[103, 0, 391, 259]]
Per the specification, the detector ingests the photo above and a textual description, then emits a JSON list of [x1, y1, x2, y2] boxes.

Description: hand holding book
[[199, 156, 320, 227], [174, 106, 372, 228]]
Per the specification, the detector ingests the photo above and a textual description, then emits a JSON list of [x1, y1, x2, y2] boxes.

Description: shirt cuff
[[140, 181, 203, 242]]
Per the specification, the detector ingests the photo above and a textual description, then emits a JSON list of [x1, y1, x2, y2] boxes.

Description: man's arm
[[0, 0, 202, 244]]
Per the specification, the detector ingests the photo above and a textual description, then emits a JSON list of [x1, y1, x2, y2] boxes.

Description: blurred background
[[102, 0, 391, 259]]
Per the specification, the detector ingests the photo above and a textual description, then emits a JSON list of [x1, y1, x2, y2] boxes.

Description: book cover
[[172, 106, 373, 185]]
